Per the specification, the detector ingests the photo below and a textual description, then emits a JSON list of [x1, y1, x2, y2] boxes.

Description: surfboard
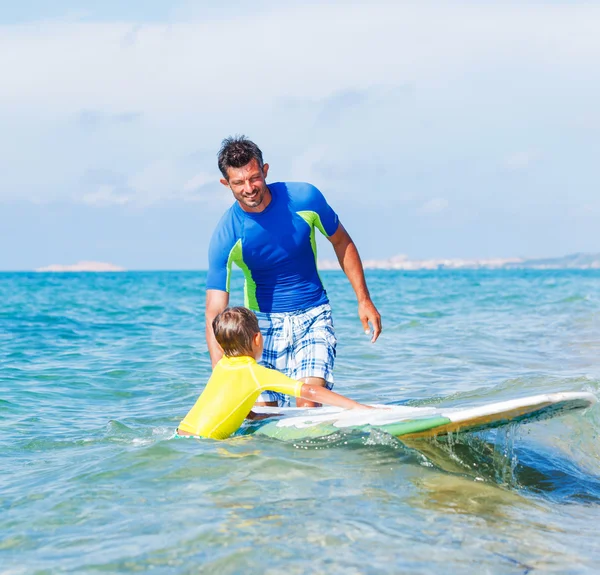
[[246, 392, 596, 441]]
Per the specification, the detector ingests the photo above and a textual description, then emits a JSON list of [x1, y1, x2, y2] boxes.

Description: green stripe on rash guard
[[381, 416, 451, 437], [297, 210, 328, 237], [228, 240, 259, 310], [224, 240, 239, 293], [297, 210, 328, 265]]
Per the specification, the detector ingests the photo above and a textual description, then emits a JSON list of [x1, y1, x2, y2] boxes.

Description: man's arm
[[205, 289, 229, 368], [327, 223, 382, 343]]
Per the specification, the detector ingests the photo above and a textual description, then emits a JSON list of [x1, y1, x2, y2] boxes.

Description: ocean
[[1, 270, 599, 574]]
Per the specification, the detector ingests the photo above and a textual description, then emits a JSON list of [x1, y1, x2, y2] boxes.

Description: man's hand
[[359, 299, 382, 343]]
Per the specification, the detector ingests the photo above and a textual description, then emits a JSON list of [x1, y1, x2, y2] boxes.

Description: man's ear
[[262, 163, 269, 179], [220, 178, 230, 187]]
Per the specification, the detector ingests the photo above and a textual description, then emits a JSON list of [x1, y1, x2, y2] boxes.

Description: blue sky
[[0, 0, 598, 270]]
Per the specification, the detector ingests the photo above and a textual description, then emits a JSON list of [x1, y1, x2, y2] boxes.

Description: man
[[205, 136, 381, 407]]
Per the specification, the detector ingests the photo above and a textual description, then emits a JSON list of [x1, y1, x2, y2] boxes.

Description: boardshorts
[[255, 303, 336, 406]]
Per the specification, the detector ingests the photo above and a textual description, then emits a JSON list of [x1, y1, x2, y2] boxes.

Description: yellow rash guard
[[178, 355, 304, 439]]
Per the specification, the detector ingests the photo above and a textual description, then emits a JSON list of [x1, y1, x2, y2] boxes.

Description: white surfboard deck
[[247, 392, 596, 441]]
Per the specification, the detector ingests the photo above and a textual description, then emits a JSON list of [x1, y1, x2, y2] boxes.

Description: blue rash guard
[[206, 182, 339, 313]]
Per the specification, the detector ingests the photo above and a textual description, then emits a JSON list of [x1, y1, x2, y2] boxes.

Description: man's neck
[[238, 189, 272, 213]]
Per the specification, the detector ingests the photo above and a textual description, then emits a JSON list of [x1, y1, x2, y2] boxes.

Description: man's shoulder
[[209, 204, 241, 250], [214, 202, 238, 225], [212, 204, 240, 234], [271, 181, 324, 204], [271, 181, 321, 194]]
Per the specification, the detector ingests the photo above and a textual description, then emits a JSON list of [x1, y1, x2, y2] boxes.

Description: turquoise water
[[2, 270, 599, 574]]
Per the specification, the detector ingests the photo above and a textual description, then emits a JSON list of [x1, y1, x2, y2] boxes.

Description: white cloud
[[504, 150, 540, 172], [81, 184, 132, 206], [289, 145, 329, 185], [1, 1, 599, 209], [182, 172, 212, 193], [421, 198, 449, 213], [126, 159, 178, 203], [1, 3, 599, 116], [79, 163, 226, 205]]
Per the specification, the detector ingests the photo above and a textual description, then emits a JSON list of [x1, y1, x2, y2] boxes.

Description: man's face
[[220, 158, 270, 212]]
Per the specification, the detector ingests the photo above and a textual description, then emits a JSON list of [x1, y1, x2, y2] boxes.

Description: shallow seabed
[[2, 270, 599, 574]]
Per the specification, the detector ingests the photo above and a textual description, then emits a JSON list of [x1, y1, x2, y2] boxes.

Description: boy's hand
[[358, 405, 391, 410], [246, 410, 281, 421]]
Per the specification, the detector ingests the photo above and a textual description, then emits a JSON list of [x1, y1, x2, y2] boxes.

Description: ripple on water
[[1, 270, 600, 573]]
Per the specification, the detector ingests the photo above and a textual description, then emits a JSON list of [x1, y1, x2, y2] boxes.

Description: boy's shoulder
[[252, 361, 299, 382]]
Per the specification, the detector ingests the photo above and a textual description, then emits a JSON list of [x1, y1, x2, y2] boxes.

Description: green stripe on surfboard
[[381, 416, 451, 437], [249, 415, 452, 441], [252, 422, 340, 441]]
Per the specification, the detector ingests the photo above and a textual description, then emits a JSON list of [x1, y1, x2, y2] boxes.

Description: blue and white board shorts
[[256, 303, 336, 407]]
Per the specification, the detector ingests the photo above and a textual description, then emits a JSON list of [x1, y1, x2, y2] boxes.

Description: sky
[[0, 0, 598, 270]]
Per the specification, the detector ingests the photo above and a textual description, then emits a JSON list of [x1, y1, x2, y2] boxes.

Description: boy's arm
[[254, 365, 371, 410], [299, 383, 372, 410]]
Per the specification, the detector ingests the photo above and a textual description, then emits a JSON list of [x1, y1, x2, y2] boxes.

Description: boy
[[177, 307, 370, 439]]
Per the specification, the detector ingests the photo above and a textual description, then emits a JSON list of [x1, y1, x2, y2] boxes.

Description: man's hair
[[212, 306, 260, 357], [218, 136, 264, 179]]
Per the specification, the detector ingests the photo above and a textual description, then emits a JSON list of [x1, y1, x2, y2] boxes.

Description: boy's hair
[[212, 306, 260, 357], [217, 136, 264, 179]]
